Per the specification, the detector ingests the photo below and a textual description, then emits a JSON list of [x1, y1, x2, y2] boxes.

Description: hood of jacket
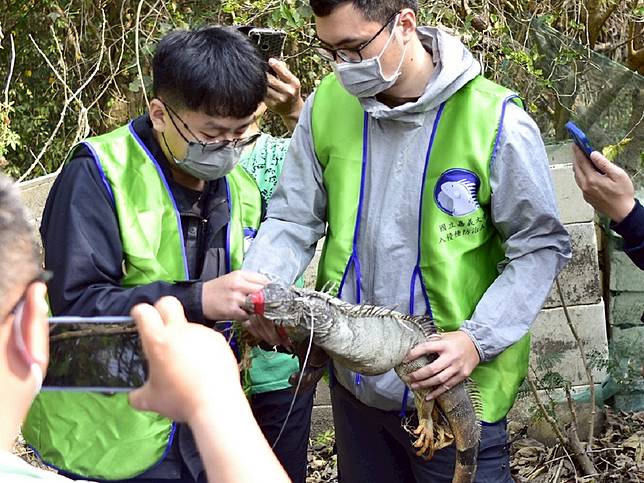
[[358, 26, 481, 124]]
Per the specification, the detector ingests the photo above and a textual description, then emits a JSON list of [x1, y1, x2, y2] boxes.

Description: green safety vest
[[311, 74, 531, 423], [23, 123, 262, 480]]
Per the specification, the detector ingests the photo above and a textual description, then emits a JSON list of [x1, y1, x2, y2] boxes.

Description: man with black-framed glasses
[[241, 0, 571, 481], [24, 26, 309, 483]]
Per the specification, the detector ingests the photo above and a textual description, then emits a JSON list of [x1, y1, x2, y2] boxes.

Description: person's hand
[[129, 297, 244, 423], [265, 58, 304, 132], [402, 331, 480, 401], [572, 145, 636, 223], [241, 314, 292, 349], [202, 271, 269, 321]]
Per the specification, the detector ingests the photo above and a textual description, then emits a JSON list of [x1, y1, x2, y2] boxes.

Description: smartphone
[[238, 26, 286, 75], [565, 121, 595, 158], [43, 316, 147, 392]]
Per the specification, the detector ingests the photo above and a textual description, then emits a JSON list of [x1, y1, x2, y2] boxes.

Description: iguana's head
[[243, 279, 303, 328]]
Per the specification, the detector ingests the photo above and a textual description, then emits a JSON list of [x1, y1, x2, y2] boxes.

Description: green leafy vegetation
[[0, 1, 641, 180]]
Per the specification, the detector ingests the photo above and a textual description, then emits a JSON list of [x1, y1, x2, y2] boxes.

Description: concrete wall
[[507, 143, 609, 439], [18, 173, 57, 227]]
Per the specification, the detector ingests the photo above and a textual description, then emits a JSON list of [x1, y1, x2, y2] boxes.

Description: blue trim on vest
[[409, 102, 446, 319], [337, 112, 370, 304], [151, 422, 178, 477], [127, 122, 190, 280], [81, 141, 116, 207], [221, 176, 239, 355], [224, 176, 232, 274], [490, 95, 522, 170], [400, 103, 447, 417], [26, 443, 67, 477], [337, 112, 370, 388], [27, 422, 177, 480], [399, 387, 410, 419]]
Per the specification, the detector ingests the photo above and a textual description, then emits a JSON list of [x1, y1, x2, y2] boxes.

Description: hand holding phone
[[570, 128, 636, 223], [44, 315, 234, 392], [566, 120, 605, 175], [128, 297, 242, 423], [265, 59, 304, 131]]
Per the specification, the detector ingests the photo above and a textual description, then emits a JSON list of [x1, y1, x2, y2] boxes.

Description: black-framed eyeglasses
[[5, 270, 52, 319], [163, 102, 260, 153], [313, 10, 400, 63]]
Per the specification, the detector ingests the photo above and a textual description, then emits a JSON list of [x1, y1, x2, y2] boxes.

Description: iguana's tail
[[437, 382, 481, 483]]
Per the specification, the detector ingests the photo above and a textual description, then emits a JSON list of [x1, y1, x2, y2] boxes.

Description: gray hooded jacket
[[243, 27, 571, 412]]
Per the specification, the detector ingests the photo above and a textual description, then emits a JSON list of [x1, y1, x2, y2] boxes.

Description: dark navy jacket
[[611, 198, 644, 270]]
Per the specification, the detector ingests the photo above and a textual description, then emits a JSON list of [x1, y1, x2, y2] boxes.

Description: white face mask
[[13, 301, 44, 396], [332, 15, 408, 98]]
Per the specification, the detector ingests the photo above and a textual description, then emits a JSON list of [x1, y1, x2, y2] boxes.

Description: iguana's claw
[[413, 417, 436, 459]]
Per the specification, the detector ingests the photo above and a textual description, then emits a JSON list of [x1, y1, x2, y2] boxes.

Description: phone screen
[[44, 319, 147, 392]]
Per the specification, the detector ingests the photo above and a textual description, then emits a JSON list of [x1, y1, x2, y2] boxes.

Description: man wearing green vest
[[242, 1, 572, 481], [24, 27, 311, 483]]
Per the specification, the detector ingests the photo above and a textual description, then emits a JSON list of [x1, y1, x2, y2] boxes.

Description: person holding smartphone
[[23, 26, 303, 483], [0, 174, 289, 483], [572, 145, 644, 269]]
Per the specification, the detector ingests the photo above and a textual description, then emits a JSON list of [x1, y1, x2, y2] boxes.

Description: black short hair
[[152, 26, 267, 118], [0, 175, 39, 318], [310, 0, 417, 22]]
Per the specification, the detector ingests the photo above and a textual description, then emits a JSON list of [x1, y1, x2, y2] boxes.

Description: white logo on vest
[[434, 168, 481, 217], [243, 227, 258, 254]]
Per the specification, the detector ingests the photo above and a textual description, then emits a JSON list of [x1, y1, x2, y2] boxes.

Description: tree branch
[[135, 0, 150, 108], [584, 0, 620, 49], [556, 278, 596, 453], [17, 9, 107, 182], [2, 32, 15, 105]]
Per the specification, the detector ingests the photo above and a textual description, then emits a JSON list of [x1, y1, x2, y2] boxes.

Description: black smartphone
[[238, 26, 286, 75], [43, 316, 147, 392]]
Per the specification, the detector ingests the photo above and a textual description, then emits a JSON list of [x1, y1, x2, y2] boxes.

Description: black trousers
[[251, 386, 315, 483], [331, 381, 514, 483]]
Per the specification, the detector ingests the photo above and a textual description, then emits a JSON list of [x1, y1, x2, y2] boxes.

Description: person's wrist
[[276, 97, 303, 120], [187, 384, 248, 429], [458, 327, 483, 363], [201, 280, 219, 321], [611, 198, 636, 224]]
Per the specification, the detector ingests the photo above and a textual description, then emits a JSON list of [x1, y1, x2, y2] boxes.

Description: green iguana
[[243, 279, 482, 483]]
